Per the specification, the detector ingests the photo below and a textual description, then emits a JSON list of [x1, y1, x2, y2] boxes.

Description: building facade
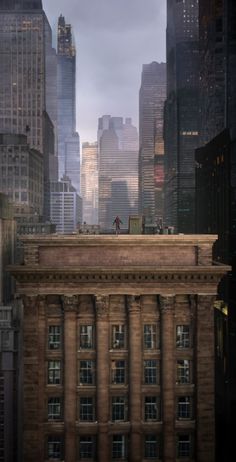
[[164, 0, 199, 232], [0, 194, 16, 305], [81, 142, 98, 225], [98, 117, 139, 230], [0, 134, 43, 219], [49, 177, 82, 234], [139, 62, 166, 224], [57, 15, 80, 193], [10, 234, 229, 462]]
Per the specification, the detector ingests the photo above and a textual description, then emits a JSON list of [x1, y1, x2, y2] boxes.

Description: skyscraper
[[0, 0, 57, 220], [81, 142, 98, 224], [139, 62, 166, 224], [164, 0, 199, 232], [197, 1, 236, 458], [57, 15, 80, 194], [98, 117, 139, 230]]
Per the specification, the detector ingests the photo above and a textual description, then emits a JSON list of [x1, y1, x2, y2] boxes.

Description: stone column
[[22, 295, 42, 462], [37, 295, 47, 460], [95, 295, 110, 462], [127, 295, 142, 462], [196, 295, 216, 462], [160, 295, 175, 462], [62, 295, 78, 462]]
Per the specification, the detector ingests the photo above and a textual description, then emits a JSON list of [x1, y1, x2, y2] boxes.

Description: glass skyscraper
[[57, 15, 80, 194]]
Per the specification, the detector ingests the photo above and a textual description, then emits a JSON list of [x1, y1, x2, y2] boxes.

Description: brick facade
[[10, 235, 229, 462]]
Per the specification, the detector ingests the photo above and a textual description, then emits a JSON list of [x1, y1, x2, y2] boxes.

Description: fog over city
[[43, 0, 166, 143]]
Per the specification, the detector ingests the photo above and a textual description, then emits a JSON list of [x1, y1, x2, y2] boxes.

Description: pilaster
[[62, 295, 78, 462], [95, 295, 110, 462], [160, 295, 175, 462], [127, 295, 142, 462]]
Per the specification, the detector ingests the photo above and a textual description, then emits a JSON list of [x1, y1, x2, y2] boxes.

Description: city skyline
[[43, 0, 166, 143]]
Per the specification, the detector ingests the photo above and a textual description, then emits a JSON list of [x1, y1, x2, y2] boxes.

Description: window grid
[[111, 360, 126, 384], [80, 325, 94, 349], [177, 396, 192, 419], [177, 434, 191, 458], [144, 435, 158, 459], [177, 360, 191, 384], [79, 360, 95, 385], [144, 396, 160, 421], [112, 396, 127, 421], [47, 436, 63, 460], [176, 325, 190, 348], [79, 436, 95, 459], [112, 325, 125, 349], [144, 360, 158, 384], [48, 361, 61, 385], [112, 435, 126, 459], [80, 397, 95, 421], [48, 397, 62, 420], [48, 325, 61, 350], [144, 324, 158, 349]]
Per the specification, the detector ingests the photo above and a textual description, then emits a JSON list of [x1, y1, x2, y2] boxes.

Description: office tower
[[197, 2, 236, 459], [10, 233, 229, 462], [81, 142, 98, 224], [50, 176, 82, 234], [98, 117, 139, 230], [164, 0, 199, 232], [0, 0, 58, 220], [0, 134, 43, 219], [57, 15, 80, 193], [139, 62, 166, 224]]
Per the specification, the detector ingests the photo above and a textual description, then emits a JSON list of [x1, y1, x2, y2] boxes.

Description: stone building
[[10, 234, 229, 462]]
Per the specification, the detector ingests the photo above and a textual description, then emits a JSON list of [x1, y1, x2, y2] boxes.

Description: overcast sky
[[43, 0, 166, 143]]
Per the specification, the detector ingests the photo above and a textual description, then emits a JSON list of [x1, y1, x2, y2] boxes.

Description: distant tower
[[164, 0, 199, 232], [81, 142, 99, 224], [57, 15, 80, 194], [98, 117, 139, 229], [139, 62, 166, 224]]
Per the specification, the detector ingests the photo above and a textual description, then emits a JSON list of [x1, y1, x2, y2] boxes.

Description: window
[[177, 434, 191, 458], [80, 325, 94, 349], [143, 325, 158, 349], [112, 435, 126, 459], [111, 360, 126, 384], [48, 397, 62, 420], [144, 360, 158, 384], [176, 325, 190, 348], [48, 326, 61, 350], [177, 397, 192, 420], [47, 436, 63, 460], [48, 361, 61, 385], [177, 360, 190, 384], [79, 360, 95, 385], [112, 396, 127, 421], [144, 397, 160, 421], [112, 325, 125, 349], [79, 436, 95, 459], [80, 397, 95, 421], [144, 435, 158, 459]]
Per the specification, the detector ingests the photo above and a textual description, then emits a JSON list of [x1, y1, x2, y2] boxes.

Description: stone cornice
[[10, 265, 230, 296], [19, 234, 218, 247]]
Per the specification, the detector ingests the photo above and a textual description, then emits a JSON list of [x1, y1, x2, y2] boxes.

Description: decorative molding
[[11, 270, 225, 286], [22, 295, 38, 309], [95, 295, 109, 319], [127, 295, 141, 313], [159, 295, 175, 313], [62, 295, 78, 312], [197, 294, 216, 307]]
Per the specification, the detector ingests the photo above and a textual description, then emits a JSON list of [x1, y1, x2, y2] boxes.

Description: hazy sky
[[43, 0, 166, 143]]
